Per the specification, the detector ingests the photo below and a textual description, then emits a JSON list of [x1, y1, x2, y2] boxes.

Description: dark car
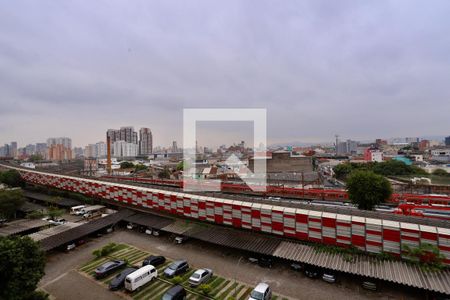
[[109, 267, 137, 290], [258, 257, 273, 268], [304, 268, 320, 279], [290, 262, 303, 272], [163, 260, 189, 278], [161, 285, 187, 300], [142, 255, 166, 267], [94, 260, 126, 278]]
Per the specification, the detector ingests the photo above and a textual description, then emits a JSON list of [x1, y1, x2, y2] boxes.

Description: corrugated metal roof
[[161, 220, 199, 235], [0, 219, 49, 236], [39, 209, 135, 251], [123, 213, 173, 230], [273, 241, 450, 294], [28, 222, 82, 241], [185, 227, 281, 255], [24, 191, 82, 207]]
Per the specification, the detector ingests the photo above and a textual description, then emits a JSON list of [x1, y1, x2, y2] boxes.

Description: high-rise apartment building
[[10, 142, 18, 158], [25, 144, 36, 156], [96, 141, 107, 157], [336, 139, 358, 155], [48, 144, 73, 161], [120, 126, 138, 144], [171, 141, 178, 153], [107, 127, 139, 156], [35, 143, 48, 158], [112, 141, 138, 157], [47, 137, 72, 149], [106, 129, 121, 143], [445, 136, 450, 146], [138, 128, 153, 155]]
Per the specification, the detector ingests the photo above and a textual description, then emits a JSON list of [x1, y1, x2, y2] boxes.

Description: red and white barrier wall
[[12, 167, 450, 265]]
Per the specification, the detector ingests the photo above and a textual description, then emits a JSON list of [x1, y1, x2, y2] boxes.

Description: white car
[[126, 223, 135, 230], [48, 218, 66, 225], [249, 283, 272, 300], [188, 268, 213, 286]]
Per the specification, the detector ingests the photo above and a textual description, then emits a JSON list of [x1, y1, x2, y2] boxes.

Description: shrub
[[92, 243, 117, 258], [172, 276, 183, 284], [199, 284, 212, 295]]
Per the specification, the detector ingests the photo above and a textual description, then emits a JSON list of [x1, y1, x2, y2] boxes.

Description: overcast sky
[[1, 0, 450, 148]]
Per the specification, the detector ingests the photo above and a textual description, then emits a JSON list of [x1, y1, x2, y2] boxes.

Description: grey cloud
[[1, 0, 450, 147]]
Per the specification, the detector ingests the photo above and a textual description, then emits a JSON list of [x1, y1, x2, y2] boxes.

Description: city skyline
[[1, 1, 450, 147]]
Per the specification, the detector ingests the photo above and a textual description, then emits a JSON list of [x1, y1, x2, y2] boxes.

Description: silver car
[[249, 282, 271, 300], [188, 268, 213, 287]]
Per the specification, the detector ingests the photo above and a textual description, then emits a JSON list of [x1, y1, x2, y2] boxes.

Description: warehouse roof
[[272, 241, 450, 295], [39, 209, 134, 251]]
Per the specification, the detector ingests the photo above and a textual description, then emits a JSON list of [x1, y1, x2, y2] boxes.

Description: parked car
[[175, 236, 189, 244], [258, 257, 273, 268], [161, 285, 187, 300], [164, 260, 189, 278], [65, 243, 76, 252], [249, 282, 272, 300], [152, 229, 160, 236], [109, 267, 137, 290], [304, 268, 320, 279], [142, 255, 166, 267], [188, 268, 213, 287], [362, 281, 377, 291], [322, 272, 336, 283], [145, 228, 152, 235], [126, 223, 135, 230], [290, 262, 303, 272], [125, 265, 158, 292], [94, 260, 126, 278], [49, 218, 66, 225]]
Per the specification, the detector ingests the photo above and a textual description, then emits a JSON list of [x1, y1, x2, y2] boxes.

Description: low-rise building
[[364, 148, 383, 162]]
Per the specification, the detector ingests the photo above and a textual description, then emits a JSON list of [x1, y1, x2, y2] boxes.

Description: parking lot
[[39, 228, 423, 300], [78, 243, 279, 299]]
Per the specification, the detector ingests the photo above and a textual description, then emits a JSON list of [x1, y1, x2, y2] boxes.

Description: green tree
[[0, 236, 46, 300], [120, 161, 134, 169], [346, 171, 393, 210], [0, 169, 25, 187], [432, 169, 449, 177], [402, 243, 445, 271], [134, 164, 148, 172], [158, 168, 171, 179], [333, 163, 355, 180], [176, 161, 190, 171], [0, 189, 25, 219], [47, 206, 64, 219]]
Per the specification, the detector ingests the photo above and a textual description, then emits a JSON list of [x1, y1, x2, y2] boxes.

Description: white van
[[125, 265, 157, 292], [70, 205, 86, 215]]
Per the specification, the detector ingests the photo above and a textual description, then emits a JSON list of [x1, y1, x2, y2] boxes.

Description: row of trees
[[334, 160, 427, 180]]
